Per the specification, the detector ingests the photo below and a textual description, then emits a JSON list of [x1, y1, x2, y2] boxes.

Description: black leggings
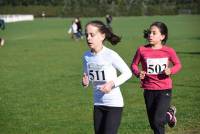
[[93, 106, 123, 134], [144, 89, 172, 134]]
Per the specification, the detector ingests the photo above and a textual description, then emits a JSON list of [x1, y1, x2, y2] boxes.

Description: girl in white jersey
[[82, 20, 132, 134]]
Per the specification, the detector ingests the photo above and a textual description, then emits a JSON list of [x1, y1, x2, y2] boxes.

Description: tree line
[[0, 0, 199, 17]]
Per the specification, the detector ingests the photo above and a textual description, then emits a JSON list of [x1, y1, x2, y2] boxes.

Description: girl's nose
[[87, 35, 91, 40]]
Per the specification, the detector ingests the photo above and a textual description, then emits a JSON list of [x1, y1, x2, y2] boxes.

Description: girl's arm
[[82, 56, 89, 87], [82, 73, 89, 87], [100, 52, 132, 93], [169, 48, 182, 75], [131, 48, 141, 77], [111, 52, 132, 88]]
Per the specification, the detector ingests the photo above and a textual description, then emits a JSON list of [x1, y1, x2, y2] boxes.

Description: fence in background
[[0, 15, 34, 23]]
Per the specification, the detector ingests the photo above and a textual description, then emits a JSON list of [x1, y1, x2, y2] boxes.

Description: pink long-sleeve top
[[131, 44, 182, 90]]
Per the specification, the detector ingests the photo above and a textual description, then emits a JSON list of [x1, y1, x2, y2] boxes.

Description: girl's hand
[[139, 71, 146, 80], [100, 81, 114, 93], [164, 68, 171, 76], [82, 73, 89, 88]]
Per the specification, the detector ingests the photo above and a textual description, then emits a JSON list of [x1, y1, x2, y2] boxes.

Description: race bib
[[87, 63, 106, 81], [146, 58, 168, 74]]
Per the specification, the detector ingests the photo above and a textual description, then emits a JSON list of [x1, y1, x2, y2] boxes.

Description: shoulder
[[137, 44, 149, 52], [104, 47, 119, 58], [83, 50, 91, 57], [162, 45, 176, 52]]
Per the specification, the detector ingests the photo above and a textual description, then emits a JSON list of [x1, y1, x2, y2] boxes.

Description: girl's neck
[[151, 43, 163, 49], [91, 45, 104, 54]]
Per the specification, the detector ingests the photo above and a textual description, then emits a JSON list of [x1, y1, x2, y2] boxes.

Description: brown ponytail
[[86, 20, 121, 45]]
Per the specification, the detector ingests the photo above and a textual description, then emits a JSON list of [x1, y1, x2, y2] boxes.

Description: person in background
[[131, 21, 182, 134], [82, 20, 132, 134], [68, 19, 80, 40], [75, 17, 83, 39], [0, 38, 5, 47], [41, 11, 46, 18], [105, 14, 112, 31], [0, 19, 5, 30]]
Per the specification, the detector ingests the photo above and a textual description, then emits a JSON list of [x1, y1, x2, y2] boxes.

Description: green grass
[[0, 15, 200, 134]]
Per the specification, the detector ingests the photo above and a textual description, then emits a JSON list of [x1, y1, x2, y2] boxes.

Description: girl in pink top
[[131, 22, 181, 134]]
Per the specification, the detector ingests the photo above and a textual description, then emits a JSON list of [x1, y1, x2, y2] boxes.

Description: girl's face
[[148, 26, 165, 46], [85, 24, 105, 50]]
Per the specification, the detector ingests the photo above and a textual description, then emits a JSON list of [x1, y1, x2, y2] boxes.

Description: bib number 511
[[89, 70, 105, 81]]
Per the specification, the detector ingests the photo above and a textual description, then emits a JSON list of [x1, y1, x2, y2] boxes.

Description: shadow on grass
[[190, 37, 200, 40], [175, 83, 200, 88], [177, 52, 200, 55]]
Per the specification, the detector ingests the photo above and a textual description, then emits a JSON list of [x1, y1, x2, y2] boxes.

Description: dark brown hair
[[85, 20, 121, 45], [144, 21, 168, 44]]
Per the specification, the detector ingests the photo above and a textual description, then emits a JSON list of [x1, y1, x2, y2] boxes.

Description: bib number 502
[[147, 64, 167, 74]]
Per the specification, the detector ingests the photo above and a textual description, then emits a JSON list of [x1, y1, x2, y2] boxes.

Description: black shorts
[[93, 105, 123, 134]]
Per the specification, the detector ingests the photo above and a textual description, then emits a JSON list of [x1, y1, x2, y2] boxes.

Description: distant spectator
[[68, 20, 81, 40], [75, 17, 83, 39], [42, 11, 46, 18], [105, 14, 112, 30], [0, 19, 5, 30], [0, 38, 5, 47]]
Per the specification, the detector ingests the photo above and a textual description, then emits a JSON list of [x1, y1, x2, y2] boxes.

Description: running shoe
[[167, 105, 177, 128]]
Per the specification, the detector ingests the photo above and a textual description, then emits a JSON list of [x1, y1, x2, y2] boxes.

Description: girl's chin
[[148, 41, 154, 45], [88, 45, 94, 49]]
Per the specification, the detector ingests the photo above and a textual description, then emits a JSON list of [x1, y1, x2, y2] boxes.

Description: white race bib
[[87, 63, 106, 81], [146, 58, 168, 74]]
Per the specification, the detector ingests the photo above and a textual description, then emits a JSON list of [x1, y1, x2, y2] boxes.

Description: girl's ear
[[161, 34, 165, 41], [101, 33, 106, 41]]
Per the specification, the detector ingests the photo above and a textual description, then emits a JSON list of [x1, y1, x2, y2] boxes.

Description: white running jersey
[[71, 22, 78, 33], [83, 46, 132, 107]]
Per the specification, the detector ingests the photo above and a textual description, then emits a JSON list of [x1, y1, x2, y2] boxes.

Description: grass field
[[0, 15, 200, 134]]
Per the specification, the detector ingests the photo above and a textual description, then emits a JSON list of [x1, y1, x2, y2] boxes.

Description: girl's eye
[[91, 34, 95, 37], [152, 32, 156, 35], [85, 33, 95, 37]]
